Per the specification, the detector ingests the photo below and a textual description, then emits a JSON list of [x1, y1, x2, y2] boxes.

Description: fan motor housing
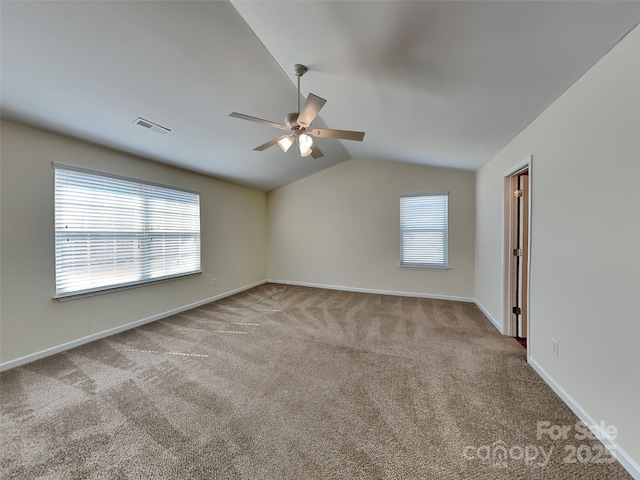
[[285, 113, 300, 129]]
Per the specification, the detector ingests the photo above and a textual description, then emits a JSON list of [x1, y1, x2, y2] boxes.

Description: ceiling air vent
[[133, 117, 171, 135]]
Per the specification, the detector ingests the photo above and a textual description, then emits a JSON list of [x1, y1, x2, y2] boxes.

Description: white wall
[[268, 158, 475, 300], [0, 121, 267, 365], [475, 26, 640, 469]]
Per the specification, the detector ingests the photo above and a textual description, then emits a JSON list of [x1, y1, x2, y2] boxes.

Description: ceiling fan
[[229, 64, 365, 159]]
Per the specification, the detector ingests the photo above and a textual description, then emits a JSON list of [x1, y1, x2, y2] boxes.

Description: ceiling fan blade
[[297, 93, 327, 128], [254, 135, 290, 151], [310, 128, 365, 142], [229, 112, 290, 131], [310, 143, 324, 159]]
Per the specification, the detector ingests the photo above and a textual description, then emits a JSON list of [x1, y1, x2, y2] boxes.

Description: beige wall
[[0, 121, 267, 364], [268, 158, 475, 299], [475, 26, 640, 467]]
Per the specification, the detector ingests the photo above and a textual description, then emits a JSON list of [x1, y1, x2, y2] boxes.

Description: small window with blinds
[[400, 193, 449, 269], [54, 166, 200, 298]]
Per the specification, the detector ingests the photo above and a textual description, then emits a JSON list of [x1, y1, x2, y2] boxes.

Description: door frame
[[502, 155, 532, 339]]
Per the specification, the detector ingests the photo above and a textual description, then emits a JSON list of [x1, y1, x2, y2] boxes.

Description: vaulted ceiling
[[1, 1, 638, 191]]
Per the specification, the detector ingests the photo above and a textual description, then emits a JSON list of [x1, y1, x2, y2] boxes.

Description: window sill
[[53, 271, 202, 302], [399, 264, 450, 271]]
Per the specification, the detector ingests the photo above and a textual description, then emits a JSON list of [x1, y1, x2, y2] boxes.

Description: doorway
[[503, 158, 531, 347]]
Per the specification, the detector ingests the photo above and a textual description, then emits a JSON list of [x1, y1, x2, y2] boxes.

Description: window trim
[[53, 163, 201, 300], [52, 163, 200, 196], [399, 192, 450, 270], [53, 271, 201, 302]]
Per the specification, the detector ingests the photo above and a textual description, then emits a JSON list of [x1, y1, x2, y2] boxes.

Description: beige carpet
[[0, 284, 632, 479]]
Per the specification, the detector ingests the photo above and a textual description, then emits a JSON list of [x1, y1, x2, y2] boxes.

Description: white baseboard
[[473, 299, 502, 334], [267, 279, 475, 303], [529, 356, 640, 479], [0, 280, 266, 372]]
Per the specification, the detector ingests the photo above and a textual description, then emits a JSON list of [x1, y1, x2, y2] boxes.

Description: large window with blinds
[[400, 193, 449, 269], [54, 166, 201, 298]]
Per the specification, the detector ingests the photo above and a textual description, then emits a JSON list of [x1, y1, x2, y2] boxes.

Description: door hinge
[[513, 189, 523, 198], [513, 248, 522, 257], [512, 306, 522, 315]]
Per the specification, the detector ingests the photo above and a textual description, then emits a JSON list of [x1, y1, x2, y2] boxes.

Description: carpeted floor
[[0, 284, 632, 479]]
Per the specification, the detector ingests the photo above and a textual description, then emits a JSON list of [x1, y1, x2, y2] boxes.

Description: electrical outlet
[[551, 338, 559, 357], [212, 278, 217, 286]]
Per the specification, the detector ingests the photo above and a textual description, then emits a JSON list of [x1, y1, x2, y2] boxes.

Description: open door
[[504, 160, 531, 343], [515, 172, 529, 338]]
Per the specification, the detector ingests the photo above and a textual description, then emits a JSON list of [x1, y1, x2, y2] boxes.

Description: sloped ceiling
[[1, 1, 638, 191]]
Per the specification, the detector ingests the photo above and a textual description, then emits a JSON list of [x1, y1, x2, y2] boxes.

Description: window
[[54, 166, 200, 298], [400, 193, 449, 269]]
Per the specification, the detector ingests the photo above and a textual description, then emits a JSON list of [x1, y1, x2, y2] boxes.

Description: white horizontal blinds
[[54, 167, 200, 297], [143, 183, 200, 281], [400, 194, 448, 268]]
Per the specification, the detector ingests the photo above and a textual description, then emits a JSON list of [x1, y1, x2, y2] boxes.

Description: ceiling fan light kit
[[298, 133, 313, 157], [277, 135, 294, 153], [229, 64, 365, 160]]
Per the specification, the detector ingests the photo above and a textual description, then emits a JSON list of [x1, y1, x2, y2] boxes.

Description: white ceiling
[[1, 1, 638, 191]]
